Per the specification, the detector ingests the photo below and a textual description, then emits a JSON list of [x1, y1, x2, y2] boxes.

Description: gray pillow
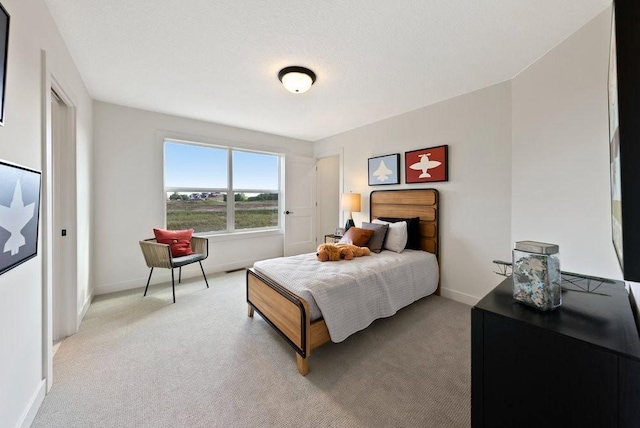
[[361, 222, 389, 253]]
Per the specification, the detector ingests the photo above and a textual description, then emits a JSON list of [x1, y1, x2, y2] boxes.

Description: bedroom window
[[164, 140, 281, 234]]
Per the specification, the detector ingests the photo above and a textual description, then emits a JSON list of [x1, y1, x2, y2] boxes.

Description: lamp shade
[[278, 66, 316, 94], [341, 193, 361, 213]]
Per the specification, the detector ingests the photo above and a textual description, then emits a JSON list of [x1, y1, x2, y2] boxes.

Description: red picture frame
[[405, 145, 448, 183]]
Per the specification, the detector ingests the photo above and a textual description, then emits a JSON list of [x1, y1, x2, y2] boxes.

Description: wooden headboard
[[370, 189, 439, 258]]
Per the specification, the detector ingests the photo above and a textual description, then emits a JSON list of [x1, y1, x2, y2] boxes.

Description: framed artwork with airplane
[[0, 160, 41, 276], [405, 145, 448, 183], [368, 153, 400, 186]]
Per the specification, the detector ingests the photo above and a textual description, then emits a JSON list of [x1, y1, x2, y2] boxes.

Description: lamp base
[[345, 219, 355, 231]]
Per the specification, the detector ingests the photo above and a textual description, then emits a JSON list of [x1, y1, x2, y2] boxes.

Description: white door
[[284, 156, 316, 256], [51, 90, 75, 342]]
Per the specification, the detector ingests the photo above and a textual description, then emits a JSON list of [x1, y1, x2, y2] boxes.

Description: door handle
[[285, 210, 294, 215]]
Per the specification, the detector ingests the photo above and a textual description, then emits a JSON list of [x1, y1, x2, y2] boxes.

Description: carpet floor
[[32, 270, 471, 427]]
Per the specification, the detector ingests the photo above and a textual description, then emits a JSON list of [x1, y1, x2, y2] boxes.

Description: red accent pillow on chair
[[153, 228, 195, 257]]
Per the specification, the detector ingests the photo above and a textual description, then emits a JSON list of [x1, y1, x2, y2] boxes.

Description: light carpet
[[33, 270, 471, 427]]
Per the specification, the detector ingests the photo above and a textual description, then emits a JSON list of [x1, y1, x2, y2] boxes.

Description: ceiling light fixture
[[278, 66, 316, 94]]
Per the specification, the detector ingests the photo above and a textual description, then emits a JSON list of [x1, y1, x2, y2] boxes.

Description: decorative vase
[[512, 241, 561, 311]]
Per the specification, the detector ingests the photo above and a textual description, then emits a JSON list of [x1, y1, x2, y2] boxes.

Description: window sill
[[196, 228, 283, 243]]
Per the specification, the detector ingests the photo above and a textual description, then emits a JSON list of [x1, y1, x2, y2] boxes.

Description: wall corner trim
[[18, 379, 45, 428], [77, 293, 93, 327]]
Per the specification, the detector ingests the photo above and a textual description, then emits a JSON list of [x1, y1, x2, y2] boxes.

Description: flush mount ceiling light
[[278, 66, 316, 94]]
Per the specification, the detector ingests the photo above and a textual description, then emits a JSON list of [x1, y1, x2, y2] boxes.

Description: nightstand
[[324, 234, 340, 244]]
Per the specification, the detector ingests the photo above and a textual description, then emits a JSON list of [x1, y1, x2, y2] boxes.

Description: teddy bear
[[336, 243, 371, 259], [316, 243, 341, 262], [316, 243, 371, 262]]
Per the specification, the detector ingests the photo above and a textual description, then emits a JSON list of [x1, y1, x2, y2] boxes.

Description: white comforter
[[253, 250, 439, 343]]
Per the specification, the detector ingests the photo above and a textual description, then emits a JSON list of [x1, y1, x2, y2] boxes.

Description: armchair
[[139, 236, 209, 303]]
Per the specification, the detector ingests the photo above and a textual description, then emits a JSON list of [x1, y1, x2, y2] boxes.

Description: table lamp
[[341, 192, 361, 231]]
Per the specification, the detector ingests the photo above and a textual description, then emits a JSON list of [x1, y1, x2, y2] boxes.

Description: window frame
[[164, 138, 283, 236]]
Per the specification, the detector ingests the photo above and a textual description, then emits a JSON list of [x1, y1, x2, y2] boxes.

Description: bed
[[246, 189, 440, 375]]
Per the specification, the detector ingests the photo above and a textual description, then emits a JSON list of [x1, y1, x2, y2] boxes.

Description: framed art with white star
[[368, 153, 400, 186], [0, 160, 41, 276], [405, 145, 448, 183]]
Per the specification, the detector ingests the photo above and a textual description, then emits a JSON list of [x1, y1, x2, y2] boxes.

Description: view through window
[[165, 140, 281, 233]]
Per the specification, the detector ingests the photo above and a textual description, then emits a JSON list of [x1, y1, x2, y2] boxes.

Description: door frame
[[41, 50, 79, 392]]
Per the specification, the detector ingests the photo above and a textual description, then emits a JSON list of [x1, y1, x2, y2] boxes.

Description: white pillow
[[373, 219, 407, 253]]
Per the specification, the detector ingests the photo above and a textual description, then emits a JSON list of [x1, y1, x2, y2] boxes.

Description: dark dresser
[[471, 277, 640, 428]]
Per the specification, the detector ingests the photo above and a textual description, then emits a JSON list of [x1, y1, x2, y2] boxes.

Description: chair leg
[[171, 268, 176, 303], [179, 266, 182, 284], [143, 268, 154, 297], [199, 261, 209, 288]]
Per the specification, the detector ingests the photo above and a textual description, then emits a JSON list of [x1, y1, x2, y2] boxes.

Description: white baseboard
[[440, 287, 480, 306], [94, 277, 143, 295], [19, 379, 45, 428], [94, 257, 259, 295], [218, 259, 255, 273]]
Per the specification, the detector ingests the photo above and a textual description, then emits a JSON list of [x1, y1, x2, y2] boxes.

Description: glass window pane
[[166, 191, 227, 233], [234, 192, 279, 230], [165, 141, 227, 188], [232, 151, 278, 190]]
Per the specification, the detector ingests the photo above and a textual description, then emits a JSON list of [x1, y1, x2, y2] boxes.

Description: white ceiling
[[44, 0, 611, 142]]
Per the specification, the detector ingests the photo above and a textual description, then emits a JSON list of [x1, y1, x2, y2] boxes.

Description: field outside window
[[165, 140, 281, 234]]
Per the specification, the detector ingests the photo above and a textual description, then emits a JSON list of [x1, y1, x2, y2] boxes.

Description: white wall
[[92, 102, 313, 294], [75, 91, 93, 322], [314, 82, 513, 304], [314, 8, 624, 304], [0, 0, 93, 427], [511, 7, 621, 280]]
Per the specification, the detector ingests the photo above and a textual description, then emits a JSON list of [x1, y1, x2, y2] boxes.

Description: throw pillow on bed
[[372, 219, 407, 253], [376, 216, 421, 249], [360, 222, 389, 253], [153, 228, 195, 257], [338, 227, 374, 247]]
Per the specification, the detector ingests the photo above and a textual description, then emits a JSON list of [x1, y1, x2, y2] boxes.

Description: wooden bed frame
[[246, 189, 439, 375]]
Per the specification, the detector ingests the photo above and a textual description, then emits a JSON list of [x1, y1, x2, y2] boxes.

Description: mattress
[[253, 250, 439, 342]]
